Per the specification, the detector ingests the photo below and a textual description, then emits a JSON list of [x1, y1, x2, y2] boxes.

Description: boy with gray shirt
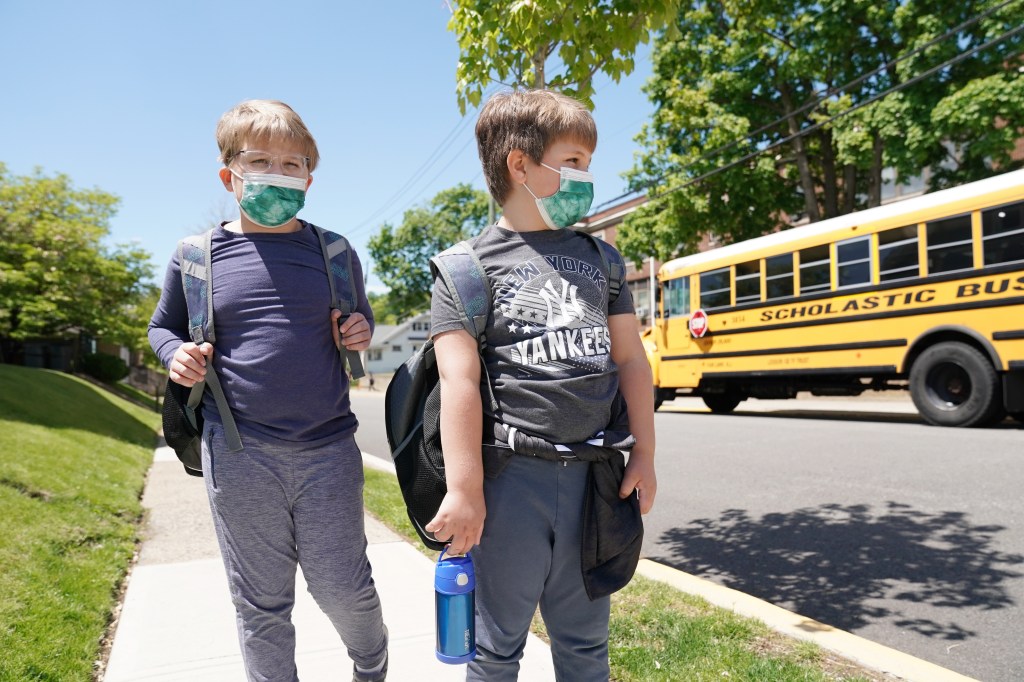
[[148, 100, 388, 682], [426, 89, 658, 681]]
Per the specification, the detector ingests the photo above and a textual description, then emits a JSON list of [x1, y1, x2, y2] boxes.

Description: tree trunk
[[779, 83, 820, 222], [819, 129, 839, 218], [867, 132, 883, 208], [843, 163, 857, 213], [532, 48, 546, 88]]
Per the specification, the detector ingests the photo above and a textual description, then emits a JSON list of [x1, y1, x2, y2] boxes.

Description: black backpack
[[161, 225, 364, 476], [384, 233, 623, 550]]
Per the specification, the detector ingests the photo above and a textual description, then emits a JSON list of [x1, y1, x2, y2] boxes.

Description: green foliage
[[0, 365, 158, 681], [0, 163, 157, 350], [618, 0, 1024, 265], [367, 184, 490, 320], [366, 291, 403, 325], [448, 0, 680, 112], [80, 352, 129, 383]]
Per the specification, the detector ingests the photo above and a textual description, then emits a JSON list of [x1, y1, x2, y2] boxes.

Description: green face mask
[[525, 163, 595, 229], [234, 172, 307, 228]]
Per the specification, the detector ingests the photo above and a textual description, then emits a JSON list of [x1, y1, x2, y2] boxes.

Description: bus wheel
[[654, 386, 664, 411], [909, 342, 1000, 427], [702, 393, 741, 414], [1010, 412, 1024, 425]]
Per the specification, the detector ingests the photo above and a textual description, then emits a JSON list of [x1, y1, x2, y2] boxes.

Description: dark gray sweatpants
[[202, 423, 387, 682], [468, 455, 610, 682]]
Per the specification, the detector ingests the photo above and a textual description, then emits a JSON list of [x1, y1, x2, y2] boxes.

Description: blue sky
[[0, 1, 655, 291]]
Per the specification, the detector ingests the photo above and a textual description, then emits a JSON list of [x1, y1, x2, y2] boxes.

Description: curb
[[361, 452, 976, 682]]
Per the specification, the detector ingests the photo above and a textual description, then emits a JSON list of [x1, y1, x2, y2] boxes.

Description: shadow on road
[[652, 502, 1024, 639], [658, 406, 1024, 429]]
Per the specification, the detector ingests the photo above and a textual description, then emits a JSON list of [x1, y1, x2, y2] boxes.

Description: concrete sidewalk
[[103, 446, 554, 681]]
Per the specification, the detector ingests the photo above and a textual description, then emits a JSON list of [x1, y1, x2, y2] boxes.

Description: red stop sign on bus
[[689, 309, 709, 338]]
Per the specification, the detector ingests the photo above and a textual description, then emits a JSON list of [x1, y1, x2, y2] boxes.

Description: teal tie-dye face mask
[[233, 171, 307, 228], [525, 163, 595, 229]]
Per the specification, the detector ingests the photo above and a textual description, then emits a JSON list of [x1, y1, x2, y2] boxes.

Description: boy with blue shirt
[[426, 89, 658, 681], [148, 99, 388, 682]]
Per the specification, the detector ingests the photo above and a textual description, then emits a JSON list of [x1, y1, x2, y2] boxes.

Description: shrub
[[80, 352, 129, 383]]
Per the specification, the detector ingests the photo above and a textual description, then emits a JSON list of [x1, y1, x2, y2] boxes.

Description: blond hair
[[475, 89, 597, 205], [215, 100, 320, 171]]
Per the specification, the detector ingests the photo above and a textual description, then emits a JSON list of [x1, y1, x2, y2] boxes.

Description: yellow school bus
[[648, 168, 1024, 427]]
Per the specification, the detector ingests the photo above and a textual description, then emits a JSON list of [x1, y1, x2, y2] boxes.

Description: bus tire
[[1010, 412, 1024, 425], [909, 342, 1000, 427], [654, 386, 664, 411], [702, 393, 741, 414]]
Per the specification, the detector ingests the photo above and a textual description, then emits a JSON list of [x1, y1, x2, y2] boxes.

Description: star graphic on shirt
[[529, 311, 538, 319], [516, 307, 525, 316], [508, 322, 517, 333], [522, 324, 533, 334]]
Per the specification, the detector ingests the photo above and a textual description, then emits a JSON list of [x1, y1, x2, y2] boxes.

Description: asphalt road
[[350, 390, 1024, 682]]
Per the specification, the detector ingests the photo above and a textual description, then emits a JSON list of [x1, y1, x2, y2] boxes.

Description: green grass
[[0, 364, 159, 682], [362, 467, 885, 682], [107, 381, 161, 412]]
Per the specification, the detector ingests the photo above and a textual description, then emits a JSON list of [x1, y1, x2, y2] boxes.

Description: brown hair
[[475, 89, 597, 205], [215, 99, 320, 171]]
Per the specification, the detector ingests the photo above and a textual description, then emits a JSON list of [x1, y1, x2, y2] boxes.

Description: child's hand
[[425, 489, 486, 556], [331, 310, 371, 351], [620, 451, 657, 514], [169, 342, 213, 387]]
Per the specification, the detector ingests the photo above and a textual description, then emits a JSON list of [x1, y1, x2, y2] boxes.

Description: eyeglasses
[[232, 150, 310, 177]]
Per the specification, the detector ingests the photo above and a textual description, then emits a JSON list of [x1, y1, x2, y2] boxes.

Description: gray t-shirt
[[431, 225, 634, 444]]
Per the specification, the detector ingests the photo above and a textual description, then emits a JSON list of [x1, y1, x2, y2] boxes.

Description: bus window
[[982, 201, 1024, 266], [878, 225, 920, 282], [699, 267, 731, 310], [927, 214, 973, 274], [664, 277, 690, 317], [765, 253, 794, 300], [799, 244, 830, 294], [735, 260, 761, 304], [836, 235, 871, 288]]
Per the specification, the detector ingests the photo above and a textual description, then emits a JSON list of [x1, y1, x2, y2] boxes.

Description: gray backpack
[[161, 224, 364, 476]]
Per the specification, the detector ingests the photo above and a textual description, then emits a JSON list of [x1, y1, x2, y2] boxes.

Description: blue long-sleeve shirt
[[148, 221, 374, 447]]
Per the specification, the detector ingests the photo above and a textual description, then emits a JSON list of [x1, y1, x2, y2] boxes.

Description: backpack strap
[[429, 240, 499, 413], [177, 231, 243, 452], [577, 231, 625, 306], [313, 225, 366, 380]]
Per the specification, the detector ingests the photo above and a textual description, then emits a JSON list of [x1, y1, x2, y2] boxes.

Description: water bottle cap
[[435, 551, 475, 593], [456, 572, 469, 587]]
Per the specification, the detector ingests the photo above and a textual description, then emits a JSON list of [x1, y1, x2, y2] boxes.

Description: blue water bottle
[[434, 549, 476, 664]]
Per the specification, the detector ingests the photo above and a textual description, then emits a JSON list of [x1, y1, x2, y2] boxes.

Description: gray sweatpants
[[202, 423, 387, 682], [468, 456, 610, 682]]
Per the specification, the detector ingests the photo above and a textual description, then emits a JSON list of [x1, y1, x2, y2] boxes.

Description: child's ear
[[218, 167, 234, 191], [506, 149, 527, 184], [305, 174, 313, 190]]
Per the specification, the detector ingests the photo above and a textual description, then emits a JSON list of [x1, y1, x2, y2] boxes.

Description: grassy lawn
[[0, 365, 159, 682], [363, 467, 887, 682]]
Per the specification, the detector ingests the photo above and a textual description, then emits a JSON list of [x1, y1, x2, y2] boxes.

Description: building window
[[368, 349, 382, 362], [765, 253, 794, 300], [699, 267, 731, 310], [663, 276, 690, 318], [734, 260, 760, 305], [836, 235, 871, 288], [878, 225, 920, 282], [799, 244, 830, 295], [391, 345, 402, 353], [927, 214, 973, 275], [982, 201, 1024, 266]]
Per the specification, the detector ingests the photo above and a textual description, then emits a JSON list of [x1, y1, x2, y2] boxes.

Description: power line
[[646, 23, 1024, 207], [590, 0, 1021, 212]]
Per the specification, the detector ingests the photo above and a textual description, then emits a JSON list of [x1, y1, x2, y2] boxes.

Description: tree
[[448, 0, 681, 111], [0, 164, 156, 357], [616, 0, 1024, 265], [367, 184, 490, 320]]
